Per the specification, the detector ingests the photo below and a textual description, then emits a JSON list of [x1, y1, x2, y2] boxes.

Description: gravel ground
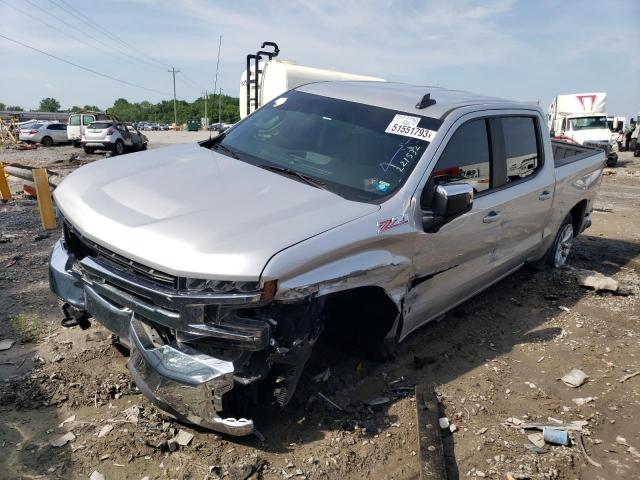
[[0, 141, 639, 480]]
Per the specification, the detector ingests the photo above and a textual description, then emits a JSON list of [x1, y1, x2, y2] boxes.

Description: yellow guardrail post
[[0, 163, 11, 201], [32, 168, 57, 230]]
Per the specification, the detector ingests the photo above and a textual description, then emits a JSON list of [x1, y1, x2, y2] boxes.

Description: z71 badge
[[377, 214, 409, 233]]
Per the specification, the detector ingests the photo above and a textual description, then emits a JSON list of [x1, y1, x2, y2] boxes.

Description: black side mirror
[[422, 183, 473, 232]]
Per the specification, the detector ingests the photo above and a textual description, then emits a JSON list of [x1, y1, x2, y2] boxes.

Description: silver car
[[81, 121, 148, 155], [18, 121, 68, 146]]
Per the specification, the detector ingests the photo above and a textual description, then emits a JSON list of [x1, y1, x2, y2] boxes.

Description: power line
[[53, 0, 172, 70], [0, 0, 159, 73], [0, 33, 171, 96], [43, 0, 166, 72]]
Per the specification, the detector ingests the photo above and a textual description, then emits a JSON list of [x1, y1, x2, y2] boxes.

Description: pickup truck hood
[[54, 143, 379, 280]]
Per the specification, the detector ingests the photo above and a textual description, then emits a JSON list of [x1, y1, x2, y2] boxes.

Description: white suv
[[81, 121, 148, 155], [67, 112, 110, 147]]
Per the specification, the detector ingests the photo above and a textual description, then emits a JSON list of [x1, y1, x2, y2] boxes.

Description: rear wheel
[[113, 140, 125, 155], [547, 215, 574, 268], [83, 146, 95, 154], [141, 142, 147, 151], [41, 136, 53, 147]]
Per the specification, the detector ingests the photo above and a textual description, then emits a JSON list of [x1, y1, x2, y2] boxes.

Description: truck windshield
[[568, 116, 608, 131], [213, 90, 441, 202]]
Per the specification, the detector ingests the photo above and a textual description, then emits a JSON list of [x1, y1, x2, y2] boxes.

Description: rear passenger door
[[49, 124, 68, 143], [491, 114, 555, 263]]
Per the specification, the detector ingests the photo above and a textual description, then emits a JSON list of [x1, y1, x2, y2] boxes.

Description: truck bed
[[552, 140, 602, 168]]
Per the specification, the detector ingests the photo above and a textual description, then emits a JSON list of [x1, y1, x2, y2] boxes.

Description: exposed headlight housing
[[183, 278, 277, 302]]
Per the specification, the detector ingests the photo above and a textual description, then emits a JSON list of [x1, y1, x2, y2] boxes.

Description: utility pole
[[218, 88, 223, 124], [202, 90, 208, 127], [213, 35, 222, 122], [168, 66, 180, 127]]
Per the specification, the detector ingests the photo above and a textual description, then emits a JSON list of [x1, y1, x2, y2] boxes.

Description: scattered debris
[[576, 433, 602, 468], [543, 427, 570, 446], [97, 424, 113, 438], [527, 432, 546, 449], [558, 305, 570, 312], [50, 432, 75, 447], [561, 368, 589, 388], [575, 269, 619, 293], [122, 405, 140, 423], [366, 396, 390, 407], [86, 331, 111, 342], [438, 417, 450, 429], [0, 338, 16, 351], [317, 392, 344, 412], [89, 471, 105, 480], [618, 370, 640, 383], [59, 415, 76, 427], [524, 443, 547, 455], [475, 427, 488, 435], [311, 368, 330, 382], [572, 396, 595, 406], [172, 429, 194, 446]]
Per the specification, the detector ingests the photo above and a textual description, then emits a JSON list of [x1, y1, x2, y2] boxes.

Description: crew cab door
[[491, 114, 554, 262], [403, 111, 554, 338]]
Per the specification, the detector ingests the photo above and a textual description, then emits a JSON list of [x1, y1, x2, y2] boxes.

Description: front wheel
[[547, 215, 574, 268], [113, 140, 125, 155], [41, 136, 53, 147]]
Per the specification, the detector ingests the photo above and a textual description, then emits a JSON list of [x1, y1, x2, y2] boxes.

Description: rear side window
[[82, 115, 95, 125], [432, 119, 491, 194], [88, 122, 112, 129], [69, 115, 80, 126], [501, 117, 540, 182]]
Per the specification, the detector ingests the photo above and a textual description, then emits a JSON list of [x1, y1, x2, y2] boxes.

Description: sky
[[1, 0, 639, 120]]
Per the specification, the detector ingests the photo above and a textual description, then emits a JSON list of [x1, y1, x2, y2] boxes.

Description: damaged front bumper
[[49, 238, 270, 436]]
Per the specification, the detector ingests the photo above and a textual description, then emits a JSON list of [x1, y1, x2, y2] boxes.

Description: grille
[[63, 220, 178, 289]]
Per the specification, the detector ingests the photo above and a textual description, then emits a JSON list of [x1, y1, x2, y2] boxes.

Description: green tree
[[0, 102, 5, 111], [6, 105, 24, 111], [39, 97, 61, 112]]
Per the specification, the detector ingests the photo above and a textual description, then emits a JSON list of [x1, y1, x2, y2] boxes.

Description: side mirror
[[422, 183, 473, 232]]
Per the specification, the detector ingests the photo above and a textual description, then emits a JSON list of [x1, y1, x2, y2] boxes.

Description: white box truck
[[548, 92, 617, 166], [239, 41, 384, 119]]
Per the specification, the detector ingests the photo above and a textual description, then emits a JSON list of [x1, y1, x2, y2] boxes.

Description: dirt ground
[[1, 137, 639, 480]]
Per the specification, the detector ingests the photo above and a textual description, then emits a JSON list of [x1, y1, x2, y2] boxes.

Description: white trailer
[[240, 42, 384, 119]]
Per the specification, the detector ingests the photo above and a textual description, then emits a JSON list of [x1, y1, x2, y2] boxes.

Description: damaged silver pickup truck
[[49, 82, 605, 436]]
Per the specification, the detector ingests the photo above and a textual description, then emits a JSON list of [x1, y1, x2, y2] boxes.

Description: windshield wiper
[[258, 164, 327, 190], [213, 142, 239, 159]]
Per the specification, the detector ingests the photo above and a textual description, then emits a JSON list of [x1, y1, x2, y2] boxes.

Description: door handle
[[483, 211, 501, 223], [538, 191, 553, 201]]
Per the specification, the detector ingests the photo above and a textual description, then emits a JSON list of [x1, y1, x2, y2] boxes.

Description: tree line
[[0, 95, 241, 124]]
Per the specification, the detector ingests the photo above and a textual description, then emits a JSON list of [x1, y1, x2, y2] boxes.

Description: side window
[[501, 117, 540, 182], [432, 119, 491, 194], [69, 115, 80, 126], [82, 115, 95, 125]]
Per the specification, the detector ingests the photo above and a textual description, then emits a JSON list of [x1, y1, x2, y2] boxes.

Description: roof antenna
[[416, 93, 436, 109]]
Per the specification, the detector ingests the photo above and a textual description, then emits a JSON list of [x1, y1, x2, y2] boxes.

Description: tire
[[141, 142, 147, 151], [606, 153, 618, 167], [41, 136, 53, 147], [113, 140, 125, 155], [546, 215, 574, 268], [83, 146, 95, 154]]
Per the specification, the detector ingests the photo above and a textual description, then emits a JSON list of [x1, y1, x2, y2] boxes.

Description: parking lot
[[1, 135, 639, 479]]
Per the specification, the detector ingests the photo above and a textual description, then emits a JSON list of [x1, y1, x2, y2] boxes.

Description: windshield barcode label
[[385, 114, 437, 141]]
